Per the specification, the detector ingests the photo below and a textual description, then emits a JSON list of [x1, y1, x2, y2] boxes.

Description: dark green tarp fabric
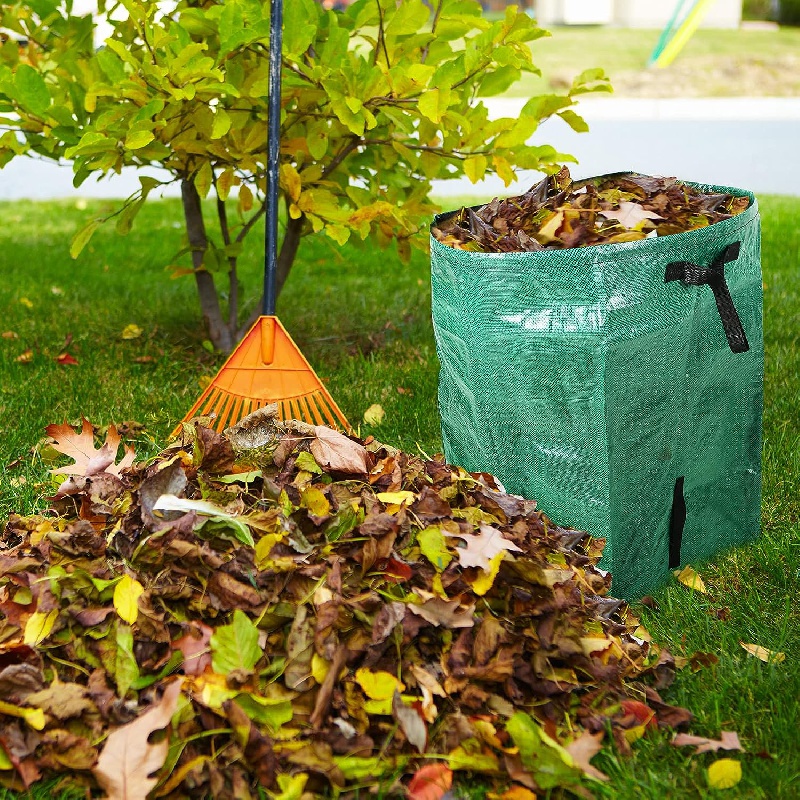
[[430, 178, 763, 599]]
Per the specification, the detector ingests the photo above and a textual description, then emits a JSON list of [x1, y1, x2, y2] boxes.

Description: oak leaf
[[673, 730, 742, 755], [46, 418, 135, 479], [452, 524, 523, 571], [93, 679, 182, 800], [408, 593, 475, 629], [599, 201, 662, 229]]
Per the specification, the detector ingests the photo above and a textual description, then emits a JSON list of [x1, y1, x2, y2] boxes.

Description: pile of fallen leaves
[[0, 410, 693, 799], [432, 167, 750, 252]]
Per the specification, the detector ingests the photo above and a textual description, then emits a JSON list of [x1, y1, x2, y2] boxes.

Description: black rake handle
[[263, 0, 283, 317]]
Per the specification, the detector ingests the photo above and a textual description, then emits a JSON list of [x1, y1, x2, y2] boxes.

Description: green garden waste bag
[[430, 179, 763, 599]]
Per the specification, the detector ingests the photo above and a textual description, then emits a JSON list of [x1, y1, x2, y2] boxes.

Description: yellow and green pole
[[649, 0, 716, 68]]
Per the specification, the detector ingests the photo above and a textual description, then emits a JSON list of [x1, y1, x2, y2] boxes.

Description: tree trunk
[[239, 210, 305, 337], [275, 212, 304, 300], [181, 179, 235, 352]]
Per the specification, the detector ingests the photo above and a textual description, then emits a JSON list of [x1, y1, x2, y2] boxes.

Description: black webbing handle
[[665, 241, 749, 354]]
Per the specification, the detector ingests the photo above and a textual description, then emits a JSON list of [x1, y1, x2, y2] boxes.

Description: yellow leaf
[[354, 668, 404, 700], [376, 491, 416, 505], [194, 161, 212, 199], [217, 168, 236, 201], [363, 403, 385, 426], [114, 575, 144, 624], [19, 297, 33, 309], [121, 323, 143, 340], [268, 772, 308, 800], [463, 155, 487, 184], [0, 747, 12, 770], [674, 565, 707, 594], [300, 487, 331, 518], [0, 699, 46, 731], [624, 723, 648, 744], [470, 550, 505, 596], [239, 183, 254, 213], [280, 164, 302, 203], [311, 653, 330, 685], [23, 609, 58, 646], [492, 154, 516, 186], [707, 758, 742, 789], [740, 642, 785, 664]]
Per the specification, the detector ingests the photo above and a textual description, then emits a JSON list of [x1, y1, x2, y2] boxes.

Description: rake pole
[[263, 0, 283, 317]]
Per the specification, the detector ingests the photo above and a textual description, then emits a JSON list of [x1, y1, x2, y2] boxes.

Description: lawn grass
[[1, 194, 799, 798], [508, 25, 800, 97]]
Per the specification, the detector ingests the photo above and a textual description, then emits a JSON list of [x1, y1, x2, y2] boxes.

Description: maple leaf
[[46, 418, 135, 478], [599, 201, 663, 229], [452, 524, 523, 571], [93, 679, 182, 800]]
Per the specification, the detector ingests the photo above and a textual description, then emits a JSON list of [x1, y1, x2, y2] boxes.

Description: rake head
[[174, 316, 350, 435]]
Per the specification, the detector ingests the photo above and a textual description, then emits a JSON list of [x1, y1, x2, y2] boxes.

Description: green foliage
[[0, 0, 608, 348]]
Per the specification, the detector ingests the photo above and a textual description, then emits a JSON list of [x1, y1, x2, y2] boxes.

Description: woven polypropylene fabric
[[430, 178, 763, 598]]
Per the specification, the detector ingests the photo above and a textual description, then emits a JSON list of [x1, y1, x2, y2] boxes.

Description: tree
[[0, 0, 610, 351]]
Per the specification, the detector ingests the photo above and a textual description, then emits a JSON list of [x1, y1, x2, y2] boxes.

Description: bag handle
[[665, 242, 749, 354]]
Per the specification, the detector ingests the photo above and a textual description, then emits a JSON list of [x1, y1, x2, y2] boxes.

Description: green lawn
[[1, 194, 799, 798], [509, 25, 800, 97]]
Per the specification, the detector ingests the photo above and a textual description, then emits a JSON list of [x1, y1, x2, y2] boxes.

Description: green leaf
[[232, 693, 294, 733], [295, 452, 323, 475], [210, 609, 261, 674], [14, 64, 50, 115], [323, 503, 363, 543], [114, 623, 140, 698], [418, 525, 453, 572], [70, 219, 102, 259], [283, 0, 318, 56], [211, 108, 231, 139], [558, 109, 589, 133], [125, 130, 155, 150], [506, 712, 581, 790]]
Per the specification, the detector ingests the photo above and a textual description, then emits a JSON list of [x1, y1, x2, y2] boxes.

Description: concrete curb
[[485, 96, 800, 121]]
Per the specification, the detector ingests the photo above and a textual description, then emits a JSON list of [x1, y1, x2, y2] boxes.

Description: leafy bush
[[0, 0, 609, 350]]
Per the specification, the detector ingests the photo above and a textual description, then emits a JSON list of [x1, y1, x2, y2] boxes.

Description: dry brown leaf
[[452, 524, 523, 571], [673, 730, 743, 755], [310, 426, 369, 474], [392, 691, 427, 753], [599, 201, 662, 229], [408, 594, 475, 629], [47, 419, 135, 479], [565, 730, 609, 781], [93, 679, 182, 800], [739, 642, 785, 664]]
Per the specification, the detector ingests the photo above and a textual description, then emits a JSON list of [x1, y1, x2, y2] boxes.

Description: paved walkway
[[1, 97, 798, 201]]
